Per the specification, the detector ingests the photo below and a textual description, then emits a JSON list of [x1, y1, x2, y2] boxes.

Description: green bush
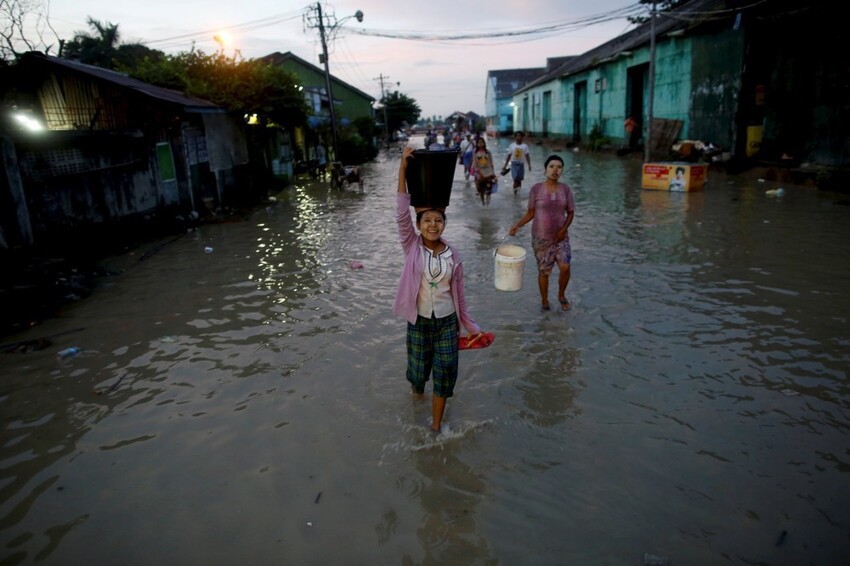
[[588, 122, 610, 151]]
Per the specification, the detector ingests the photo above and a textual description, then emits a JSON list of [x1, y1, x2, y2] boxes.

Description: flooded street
[[2, 137, 849, 564]]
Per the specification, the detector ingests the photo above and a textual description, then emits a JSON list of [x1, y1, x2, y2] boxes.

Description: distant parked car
[[393, 130, 409, 141]]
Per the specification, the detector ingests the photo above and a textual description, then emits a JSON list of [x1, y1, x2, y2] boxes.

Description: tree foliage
[[383, 90, 421, 135], [53, 16, 308, 128], [61, 17, 162, 69], [130, 50, 308, 129], [62, 17, 120, 66]]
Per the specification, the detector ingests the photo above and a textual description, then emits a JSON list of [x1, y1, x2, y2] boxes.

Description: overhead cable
[[343, 4, 646, 42]]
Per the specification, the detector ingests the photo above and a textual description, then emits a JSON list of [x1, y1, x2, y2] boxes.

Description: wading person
[[471, 137, 497, 206], [502, 131, 532, 194], [508, 154, 575, 311], [394, 146, 484, 433], [459, 133, 475, 180]]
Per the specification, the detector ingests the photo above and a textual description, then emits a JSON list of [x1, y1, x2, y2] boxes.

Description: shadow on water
[[1, 139, 849, 564]]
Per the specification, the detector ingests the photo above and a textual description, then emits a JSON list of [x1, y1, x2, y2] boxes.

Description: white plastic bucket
[[494, 243, 526, 291]]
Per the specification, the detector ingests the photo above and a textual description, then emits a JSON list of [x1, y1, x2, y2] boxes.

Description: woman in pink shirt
[[508, 154, 575, 311], [394, 146, 484, 433]]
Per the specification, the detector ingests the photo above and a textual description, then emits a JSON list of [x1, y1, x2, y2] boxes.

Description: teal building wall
[[512, 28, 745, 151]]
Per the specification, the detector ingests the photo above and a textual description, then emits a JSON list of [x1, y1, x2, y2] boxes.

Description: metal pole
[[383, 103, 389, 148], [644, 0, 657, 163], [377, 73, 390, 147], [316, 2, 339, 162]]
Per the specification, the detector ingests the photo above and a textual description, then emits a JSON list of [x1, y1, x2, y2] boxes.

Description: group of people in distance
[[394, 136, 575, 434], [456, 131, 536, 205]]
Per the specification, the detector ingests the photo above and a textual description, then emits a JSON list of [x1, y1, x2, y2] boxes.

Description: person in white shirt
[[459, 134, 475, 180], [502, 131, 532, 195], [395, 147, 485, 433]]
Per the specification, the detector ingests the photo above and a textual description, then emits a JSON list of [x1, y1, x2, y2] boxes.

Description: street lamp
[[308, 3, 364, 162]]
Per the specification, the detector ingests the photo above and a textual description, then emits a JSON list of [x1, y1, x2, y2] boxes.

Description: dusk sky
[[40, 0, 646, 118]]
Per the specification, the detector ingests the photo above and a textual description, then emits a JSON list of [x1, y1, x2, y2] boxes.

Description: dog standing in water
[[330, 162, 364, 190]]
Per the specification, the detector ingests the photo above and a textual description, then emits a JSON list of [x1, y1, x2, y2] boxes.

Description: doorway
[[542, 91, 551, 137], [573, 81, 587, 142], [626, 63, 648, 146]]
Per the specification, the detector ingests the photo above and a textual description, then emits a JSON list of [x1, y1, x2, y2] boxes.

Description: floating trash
[[57, 347, 81, 359]]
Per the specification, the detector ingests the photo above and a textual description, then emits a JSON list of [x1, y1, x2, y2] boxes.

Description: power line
[[334, 36, 376, 97], [133, 3, 646, 52], [344, 4, 646, 42], [143, 10, 304, 46]]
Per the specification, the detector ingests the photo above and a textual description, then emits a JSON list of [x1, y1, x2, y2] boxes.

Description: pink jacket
[[393, 194, 481, 335]]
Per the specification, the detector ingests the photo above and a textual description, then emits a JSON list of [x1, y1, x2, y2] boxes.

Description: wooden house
[[0, 52, 251, 249]]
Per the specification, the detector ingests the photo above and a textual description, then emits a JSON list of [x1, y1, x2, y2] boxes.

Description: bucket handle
[[493, 234, 523, 258]]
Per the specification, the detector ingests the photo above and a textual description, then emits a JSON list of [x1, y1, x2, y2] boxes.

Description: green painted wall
[[275, 60, 373, 122], [508, 3, 847, 168], [651, 38, 693, 135], [689, 29, 745, 150], [513, 29, 745, 150]]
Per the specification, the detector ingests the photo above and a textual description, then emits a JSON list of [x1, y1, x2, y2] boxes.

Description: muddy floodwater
[[2, 138, 849, 564]]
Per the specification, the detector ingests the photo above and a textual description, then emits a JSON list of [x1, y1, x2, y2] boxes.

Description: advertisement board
[[641, 162, 707, 192]]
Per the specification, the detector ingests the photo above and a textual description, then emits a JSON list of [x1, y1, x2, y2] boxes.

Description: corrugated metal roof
[[21, 52, 223, 112], [487, 68, 547, 99], [515, 0, 742, 94]]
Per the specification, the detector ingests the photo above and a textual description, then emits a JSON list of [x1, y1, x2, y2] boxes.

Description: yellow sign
[[641, 162, 707, 192], [746, 125, 764, 157]]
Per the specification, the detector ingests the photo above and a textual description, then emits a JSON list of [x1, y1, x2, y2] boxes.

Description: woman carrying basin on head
[[394, 146, 485, 434]]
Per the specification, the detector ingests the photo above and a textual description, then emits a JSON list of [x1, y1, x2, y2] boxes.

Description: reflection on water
[[1, 142, 849, 564]]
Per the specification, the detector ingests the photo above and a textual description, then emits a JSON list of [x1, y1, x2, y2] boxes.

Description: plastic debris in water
[[349, 261, 364, 269], [643, 553, 670, 566], [57, 347, 81, 359], [204, 246, 214, 253], [765, 188, 785, 197]]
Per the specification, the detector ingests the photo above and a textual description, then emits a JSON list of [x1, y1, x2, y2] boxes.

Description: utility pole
[[644, 0, 657, 163], [304, 3, 363, 162], [375, 73, 391, 147], [307, 2, 339, 162]]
